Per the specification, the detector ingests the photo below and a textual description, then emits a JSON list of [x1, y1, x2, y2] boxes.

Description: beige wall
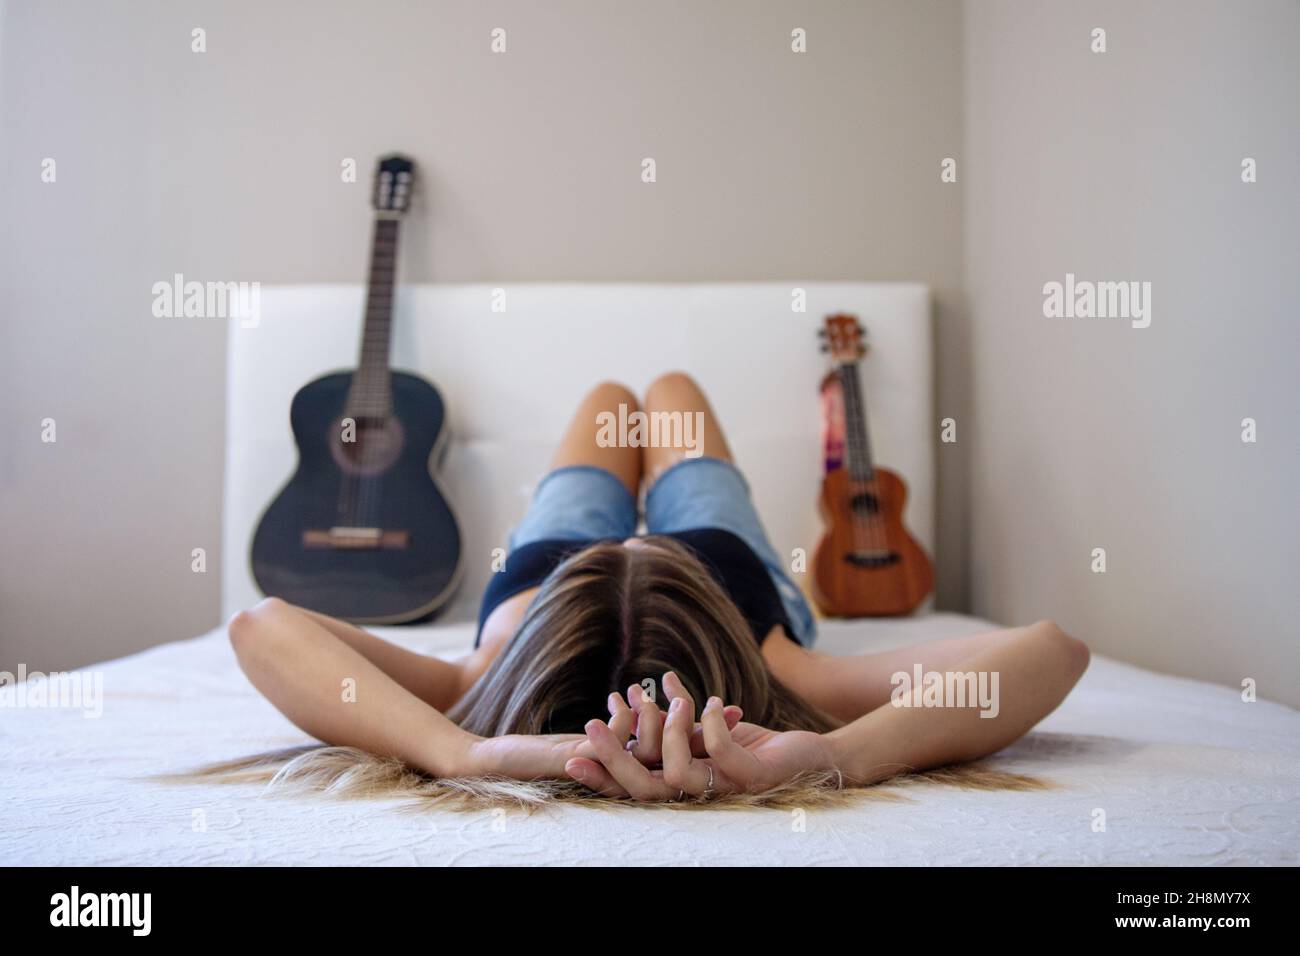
[[962, 0, 1300, 704], [0, 1, 966, 672], [8, 0, 1293, 705]]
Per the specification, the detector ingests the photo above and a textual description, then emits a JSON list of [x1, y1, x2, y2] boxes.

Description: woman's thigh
[[509, 382, 642, 551], [549, 381, 643, 495], [641, 371, 733, 483]]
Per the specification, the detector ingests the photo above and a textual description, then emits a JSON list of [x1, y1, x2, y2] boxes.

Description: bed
[[4, 613, 1298, 865], [4, 283, 1297, 865]]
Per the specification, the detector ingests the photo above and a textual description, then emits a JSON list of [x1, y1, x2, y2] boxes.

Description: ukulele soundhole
[[329, 415, 405, 476], [844, 551, 900, 569], [849, 492, 880, 515]]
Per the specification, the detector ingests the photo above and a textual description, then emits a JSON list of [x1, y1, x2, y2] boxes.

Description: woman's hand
[[458, 688, 742, 782], [564, 671, 837, 800]]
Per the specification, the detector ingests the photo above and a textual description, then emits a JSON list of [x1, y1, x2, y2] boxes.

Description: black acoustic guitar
[[251, 155, 462, 623]]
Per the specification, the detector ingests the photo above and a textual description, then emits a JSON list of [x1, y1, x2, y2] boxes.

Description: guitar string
[[836, 365, 863, 553], [359, 216, 399, 533], [837, 363, 866, 553], [374, 218, 400, 530], [838, 363, 868, 554], [357, 231, 386, 531], [841, 359, 886, 556], [340, 219, 378, 529], [855, 358, 890, 555], [338, 218, 374, 530], [338, 214, 377, 528]]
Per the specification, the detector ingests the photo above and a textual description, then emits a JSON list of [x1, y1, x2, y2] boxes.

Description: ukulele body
[[812, 465, 934, 617], [250, 370, 462, 624]]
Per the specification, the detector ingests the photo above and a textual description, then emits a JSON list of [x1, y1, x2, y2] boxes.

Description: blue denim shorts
[[509, 458, 817, 646]]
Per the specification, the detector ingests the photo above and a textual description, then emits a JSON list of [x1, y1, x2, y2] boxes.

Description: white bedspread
[[3, 613, 1297, 866]]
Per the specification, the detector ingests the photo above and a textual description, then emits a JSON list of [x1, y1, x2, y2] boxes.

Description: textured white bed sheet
[[3, 613, 1297, 866]]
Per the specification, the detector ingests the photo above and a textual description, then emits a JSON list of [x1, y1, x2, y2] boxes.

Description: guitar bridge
[[302, 527, 410, 550]]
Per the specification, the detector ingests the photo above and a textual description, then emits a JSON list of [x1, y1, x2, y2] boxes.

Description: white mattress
[[3, 613, 1298, 866]]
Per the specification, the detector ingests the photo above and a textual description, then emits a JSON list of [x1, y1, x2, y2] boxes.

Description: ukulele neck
[[837, 361, 875, 482], [347, 216, 400, 419]]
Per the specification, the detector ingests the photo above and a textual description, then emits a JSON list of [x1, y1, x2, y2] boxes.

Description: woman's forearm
[[294, 605, 467, 711], [824, 620, 1090, 784]]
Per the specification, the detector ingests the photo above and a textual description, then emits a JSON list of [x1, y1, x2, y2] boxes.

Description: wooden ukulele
[[812, 314, 933, 616], [250, 155, 462, 623]]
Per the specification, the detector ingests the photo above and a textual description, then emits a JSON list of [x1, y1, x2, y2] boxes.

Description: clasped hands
[[464, 670, 836, 801]]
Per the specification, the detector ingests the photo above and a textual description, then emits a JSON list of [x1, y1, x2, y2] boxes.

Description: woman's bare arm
[[763, 623, 1064, 723], [229, 598, 476, 776], [291, 605, 474, 711], [823, 620, 1090, 784], [231, 595, 643, 783]]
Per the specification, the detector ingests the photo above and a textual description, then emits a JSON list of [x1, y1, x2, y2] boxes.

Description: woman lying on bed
[[227, 372, 1090, 805]]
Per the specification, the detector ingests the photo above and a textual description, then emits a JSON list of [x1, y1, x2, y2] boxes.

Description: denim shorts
[[509, 457, 817, 646]]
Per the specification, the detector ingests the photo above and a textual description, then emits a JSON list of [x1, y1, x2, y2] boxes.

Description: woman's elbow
[[1030, 619, 1091, 680]]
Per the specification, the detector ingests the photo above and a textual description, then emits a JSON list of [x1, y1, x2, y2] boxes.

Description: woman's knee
[[644, 370, 703, 408], [584, 380, 639, 413]]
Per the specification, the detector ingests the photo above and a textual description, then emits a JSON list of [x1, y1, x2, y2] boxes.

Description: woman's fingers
[[700, 696, 763, 788], [564, 757, 629, 798], [570, 692, 636, 761], [688, 705, 742, 757], [626, 683, 664, 766], [626, 691, 660, 764], [582, 719, 674, 801], [662, 670, 695, 712], [661, 695, 714, 796], [606, 692, 635, 744]]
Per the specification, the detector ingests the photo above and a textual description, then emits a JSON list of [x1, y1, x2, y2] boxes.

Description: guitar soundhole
[[849, 493, 880, 515], [844, 551, 900, 569], [330, 415, 405, 476]]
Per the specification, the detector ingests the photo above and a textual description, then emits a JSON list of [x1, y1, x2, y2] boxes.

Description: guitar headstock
[[372, 154, 415, 215], [818, 313, 869, 364]]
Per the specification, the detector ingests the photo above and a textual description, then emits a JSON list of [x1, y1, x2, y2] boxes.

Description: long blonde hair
[[180, 538, 1044, 809]]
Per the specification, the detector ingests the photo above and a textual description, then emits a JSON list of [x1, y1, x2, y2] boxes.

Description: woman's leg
[[640, 371, 818, 645], [549, 380, 644, 495], [480, 381, 644, 653], [641, 371, 733, 483]]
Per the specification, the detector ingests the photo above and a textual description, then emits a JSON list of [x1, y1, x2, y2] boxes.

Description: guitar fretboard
[[837, 362, 875, 481], [346, 217, 400, 418]]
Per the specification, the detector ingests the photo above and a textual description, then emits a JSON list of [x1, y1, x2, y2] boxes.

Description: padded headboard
[[222, 283, 933, 622]]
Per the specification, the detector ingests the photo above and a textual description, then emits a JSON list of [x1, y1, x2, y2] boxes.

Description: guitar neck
[[347, 216, 401, 418], [837, 361, 875, 480]]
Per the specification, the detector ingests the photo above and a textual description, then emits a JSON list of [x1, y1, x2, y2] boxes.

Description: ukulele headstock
[[372, 154, 416, 215], [818, 313, 868, 364]]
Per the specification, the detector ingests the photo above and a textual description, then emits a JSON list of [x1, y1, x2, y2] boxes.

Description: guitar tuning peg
[[819, 345, 828, 353], [816, 329, 827, 337]]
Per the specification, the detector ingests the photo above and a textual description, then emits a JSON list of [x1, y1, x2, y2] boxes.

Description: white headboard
[[222, 283, 933, 623]]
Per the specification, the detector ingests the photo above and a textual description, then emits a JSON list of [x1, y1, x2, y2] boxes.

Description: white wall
[[962, 0, 1300, 704], [0, 1, 965, 673]]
